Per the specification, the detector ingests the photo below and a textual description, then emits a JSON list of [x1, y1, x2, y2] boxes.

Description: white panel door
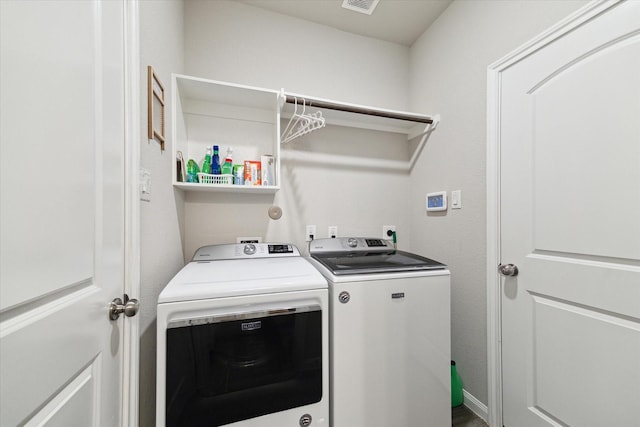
[[0, 1, 127, 425], [499, 2, 640, 426]]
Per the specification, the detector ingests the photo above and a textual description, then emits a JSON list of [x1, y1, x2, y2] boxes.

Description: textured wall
[[138, 1, 185, 426], [408, 0, 588, 408]]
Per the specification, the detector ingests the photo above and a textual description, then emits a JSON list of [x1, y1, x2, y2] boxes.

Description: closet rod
[[284, 95, 433, 124]]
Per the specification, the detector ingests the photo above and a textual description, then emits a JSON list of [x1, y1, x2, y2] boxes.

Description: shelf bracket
[[408, 114, 440, 170], [408, 114, 439, 140]]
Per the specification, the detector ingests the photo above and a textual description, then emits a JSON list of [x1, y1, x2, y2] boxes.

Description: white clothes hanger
[[281, 96, 300, 141], [281, 96, 326, 143]]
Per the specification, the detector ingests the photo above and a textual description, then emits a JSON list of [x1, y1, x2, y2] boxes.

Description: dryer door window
[[165, 305, 322, 427]]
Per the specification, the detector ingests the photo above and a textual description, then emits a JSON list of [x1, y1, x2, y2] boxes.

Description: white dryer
[[156, 243, 328, 427], [308, 237, 451, 427]]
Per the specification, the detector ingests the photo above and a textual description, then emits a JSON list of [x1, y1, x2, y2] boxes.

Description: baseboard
[[462, 389, 489, 423]]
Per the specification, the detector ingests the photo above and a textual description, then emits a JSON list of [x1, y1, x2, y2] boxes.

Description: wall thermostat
[[426, 191, 447, 212]]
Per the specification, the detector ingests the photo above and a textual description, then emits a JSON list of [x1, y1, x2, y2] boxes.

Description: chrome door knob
[[498, 263, 519, 277], [109, 294, 140, 320]]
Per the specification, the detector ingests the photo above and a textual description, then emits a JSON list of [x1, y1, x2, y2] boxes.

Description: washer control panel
[[309, 237, 393, 254]]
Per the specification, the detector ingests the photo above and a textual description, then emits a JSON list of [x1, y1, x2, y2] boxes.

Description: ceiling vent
[[341, 0, 380, 15]]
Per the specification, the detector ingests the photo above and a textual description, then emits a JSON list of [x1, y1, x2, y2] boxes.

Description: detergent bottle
[[202, 146, 212, 175], [451, 360, 463, 407], [212, 145, 221, 174], [221, 147, 233, 175]]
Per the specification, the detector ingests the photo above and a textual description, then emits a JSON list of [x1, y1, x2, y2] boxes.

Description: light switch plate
[[140, 168, 151, 201], [451, 190, 462, 209]]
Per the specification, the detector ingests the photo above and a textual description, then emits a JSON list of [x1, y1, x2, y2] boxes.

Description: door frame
[[123, 0, 141, 425], [485, 2, 620, 426]]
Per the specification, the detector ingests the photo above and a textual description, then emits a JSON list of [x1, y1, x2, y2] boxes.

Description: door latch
[[109, 294, 140, 320]]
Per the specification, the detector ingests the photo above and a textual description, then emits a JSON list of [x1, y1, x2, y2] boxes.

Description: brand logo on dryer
[[241, 321, 262, 331]]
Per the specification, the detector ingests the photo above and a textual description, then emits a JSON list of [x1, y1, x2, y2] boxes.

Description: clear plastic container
[[197, 173, 233, 185]]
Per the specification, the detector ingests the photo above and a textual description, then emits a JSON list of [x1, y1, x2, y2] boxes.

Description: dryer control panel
[[268, 244, 295, 254], [192, 243, 299, 261]]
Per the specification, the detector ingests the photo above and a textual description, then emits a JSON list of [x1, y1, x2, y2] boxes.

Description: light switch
[[140, 168, 151, 202], [451, 190, 461, 209]]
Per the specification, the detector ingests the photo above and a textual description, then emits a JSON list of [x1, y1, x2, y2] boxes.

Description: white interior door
[[0, 1, 128, 425], [498, 1, 640, 426]]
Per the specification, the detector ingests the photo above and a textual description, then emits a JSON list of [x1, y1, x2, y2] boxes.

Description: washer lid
[[309, 237, 446, 276], [158, 257, 327, 303]]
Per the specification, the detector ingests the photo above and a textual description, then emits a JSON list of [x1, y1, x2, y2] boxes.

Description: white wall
[[182, 0, 414, 256], [185, 0, 409, 111], [138, 2, 184, 426], [409, 0, 588, 409]]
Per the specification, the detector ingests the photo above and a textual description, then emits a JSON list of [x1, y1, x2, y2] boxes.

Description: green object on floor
[[451, 360, 464, 407]]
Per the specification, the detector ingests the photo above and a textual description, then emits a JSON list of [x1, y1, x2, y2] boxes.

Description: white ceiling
[[236, 0, 453, 46]]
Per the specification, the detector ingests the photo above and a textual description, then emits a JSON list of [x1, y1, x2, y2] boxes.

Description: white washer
[[308, 237, 451, 427], [156, 243, 328, 427]]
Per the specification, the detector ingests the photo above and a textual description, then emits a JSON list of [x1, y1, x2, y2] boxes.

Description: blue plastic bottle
[[212, 145, 221, 174]]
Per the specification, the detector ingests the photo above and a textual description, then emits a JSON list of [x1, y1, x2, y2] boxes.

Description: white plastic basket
[[197, 173, 233, 185]]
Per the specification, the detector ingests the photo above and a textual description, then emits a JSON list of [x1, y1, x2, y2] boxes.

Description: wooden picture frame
[[147, 66, 165, 150]]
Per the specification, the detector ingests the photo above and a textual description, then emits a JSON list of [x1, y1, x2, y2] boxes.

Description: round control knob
[[347, 238, 358, 248], [243, 244, 256, 255]]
